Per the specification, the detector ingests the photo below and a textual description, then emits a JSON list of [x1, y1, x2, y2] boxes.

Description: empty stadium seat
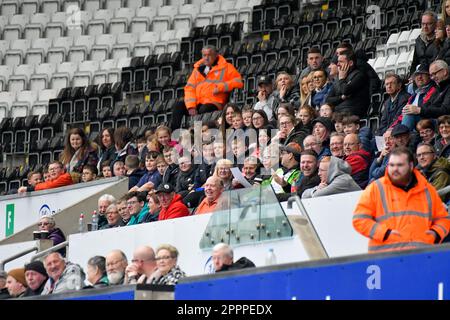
[[41, 0, 60, 15], [12, 90, 37, 118], [130, 6, 157, 34], [3, 14, 29, 40], [25, 38, 53, 65], [212, 0, 237, 25], [109, 57, 131, 83], [133, 31, 159, 57], [0, 65, 13, 91], [32, 88, 57, 116], [112, 33, 138, 59], [1, 0, 20, 17], [8, 63, 34, 93], [84, 0, 102, 12], [47, 36, 74, 64], [93, 59, 116, 85], [24, 13, 50, 40], [45, 12, 68, 39], [68, 35, 95, 63], [87, 9, 114, 36], [91, 34, 116, 61], [51, 61, 77, 91], [4, 39, 31, 67], [21, 0, 39, 15], [73, 60, 100, 86], [30, 62, 56, 91], [66, 10, 92, 38], [110, 7, 135, 35], [0, 91, 16, 122], [173, 4, 199, 31], [152, 5, 178, 33], [195, 1, 220, 27]]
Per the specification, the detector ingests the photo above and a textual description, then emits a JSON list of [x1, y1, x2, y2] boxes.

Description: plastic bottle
[[78, 213, 85, 233], [265, 248, 277, 266], [91, 210, 98, 231]]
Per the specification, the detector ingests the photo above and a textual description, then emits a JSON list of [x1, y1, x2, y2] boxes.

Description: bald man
[[124, 246, 157, 284], [106, 250, 128, 285], [343, 133, 371, 189], [195, 176, 225, 215]]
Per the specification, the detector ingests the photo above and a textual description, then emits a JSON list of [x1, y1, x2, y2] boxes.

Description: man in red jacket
[[18, 161, 74, 194], [156, 183, 189, 221], [344, 133, 371, 189]]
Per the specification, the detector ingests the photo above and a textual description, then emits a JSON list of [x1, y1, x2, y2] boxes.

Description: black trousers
[[171, 101, 218, 131]]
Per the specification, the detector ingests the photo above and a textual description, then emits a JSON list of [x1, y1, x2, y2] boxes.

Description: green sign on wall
[[5, 204, 14, 237]]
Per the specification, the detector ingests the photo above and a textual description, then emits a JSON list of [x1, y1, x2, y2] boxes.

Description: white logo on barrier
[[366, 5, 381, 31], [204, 256, 215, 274], [39, 204, 52, 217], [366, 265, 381, 290]]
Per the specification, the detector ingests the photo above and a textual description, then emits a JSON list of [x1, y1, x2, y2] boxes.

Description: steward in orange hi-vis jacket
[[353, 148, 450, 253], [184, 54, 243, 110]]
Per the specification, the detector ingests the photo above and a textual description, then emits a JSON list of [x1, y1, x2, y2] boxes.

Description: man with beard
[[105, 250, 128, 285], [353, 147, 450, 253]]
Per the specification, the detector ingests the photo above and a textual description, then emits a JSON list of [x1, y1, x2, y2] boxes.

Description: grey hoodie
[[302, 157, 361, 199], [41, 262, 86, 295]]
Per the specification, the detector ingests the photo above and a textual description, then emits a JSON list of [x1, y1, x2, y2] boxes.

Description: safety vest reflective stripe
[[374, 179, 433, 221], [369, 242, 432, 252], [353, 214, 373, 220], [185, 98, 197, 103], [185, 83, 196, 89], [369, 223, 380, 239], [434, 223, 449, 237]]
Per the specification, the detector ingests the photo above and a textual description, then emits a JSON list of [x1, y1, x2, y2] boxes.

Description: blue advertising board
[[175, 247, 450, 300]]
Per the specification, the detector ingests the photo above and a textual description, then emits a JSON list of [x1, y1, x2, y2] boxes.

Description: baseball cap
[[280, 143, 302, 162], [257, 75, 272, 85], [155, 183, 175, 194], [391, 124, 410, 137], [413, 63, 430, 76]]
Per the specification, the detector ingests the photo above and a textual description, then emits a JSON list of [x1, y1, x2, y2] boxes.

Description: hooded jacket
[[158, 194, 190, 221], [41, 262, 86, 295], [184, 54, 243, 110], [302, 157, 361, 198]]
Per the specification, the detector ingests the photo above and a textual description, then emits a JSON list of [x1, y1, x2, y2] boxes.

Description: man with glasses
[[105, 250, 128, 285], [124, 246, 156, 284], [303, 135, 331, 161], [416, 143, 450, 202], [410, 11, 439, 75], [404, 60, 450, 119], [124, 191, 149, 226], [343, 133, 372, 189], [18, 161, 74, 194]]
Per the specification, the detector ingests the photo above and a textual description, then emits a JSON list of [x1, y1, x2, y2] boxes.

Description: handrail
[[287, 195, 329, 258], [30, 240, 69, 262], [0, 246, 38, 271], [438, 185, 450, 198]]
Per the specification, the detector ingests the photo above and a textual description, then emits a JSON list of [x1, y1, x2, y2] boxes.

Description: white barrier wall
[[68, 192, 369, 276], [69, 214, 310, 276], [0, 241, 37, 270], [0, 178, 123, 241]]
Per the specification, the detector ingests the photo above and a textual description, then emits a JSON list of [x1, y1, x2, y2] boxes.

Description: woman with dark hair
[[85, 256, 109, 289], [97, 128, 116, 172], [112, 126, 138, 165], [252, 110, 269, 131], [60, 127, 98, 174], [220, 103, 240, 138]]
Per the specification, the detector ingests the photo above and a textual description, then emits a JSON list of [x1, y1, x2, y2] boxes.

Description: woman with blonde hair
[[213, 159, 234, 190], [149, 244, 186, 285]]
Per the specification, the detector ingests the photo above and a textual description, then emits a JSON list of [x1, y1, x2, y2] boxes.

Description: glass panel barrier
[[199, 184, 293, 249]]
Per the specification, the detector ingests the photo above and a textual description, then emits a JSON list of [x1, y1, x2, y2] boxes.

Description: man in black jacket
[[403, 60, 450, 119], [326, 50, 370, 117], [377, 74, 410, 135], [212, 243, 255, 273], [24, 261, 48, 297], [410, 11, 439, 76]]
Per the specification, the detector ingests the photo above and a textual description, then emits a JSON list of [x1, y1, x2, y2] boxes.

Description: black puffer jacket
[[355, 49, 382, 96], [175, 166, 198, 198], [217, 257, 256, 272]]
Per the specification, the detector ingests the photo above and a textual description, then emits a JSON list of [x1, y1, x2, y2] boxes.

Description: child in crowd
[[100, 160, 112, 178], [242, 106, 254, 129], [81, 165, 98, 183], [130, 152, 162, 193], [319, 104, 334, 119]]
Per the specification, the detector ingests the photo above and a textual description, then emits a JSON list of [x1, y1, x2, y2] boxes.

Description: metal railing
[[30, 241, 69, 262], [0, 246, 38, 271]]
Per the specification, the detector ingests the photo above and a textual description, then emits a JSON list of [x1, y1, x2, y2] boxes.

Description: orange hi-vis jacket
[[353, 169, 450, 253], [184, 55, 243, 110]]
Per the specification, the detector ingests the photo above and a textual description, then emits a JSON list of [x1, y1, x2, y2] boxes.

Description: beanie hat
[[7, 268, 27, 287], [25, 261, 48, 277]]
